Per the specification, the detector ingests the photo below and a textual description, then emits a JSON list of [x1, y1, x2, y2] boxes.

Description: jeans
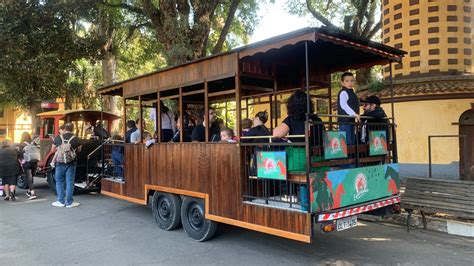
[[112, 150, 123, 177], [339, 124, 355, 146], [55, 162, 76, 205]]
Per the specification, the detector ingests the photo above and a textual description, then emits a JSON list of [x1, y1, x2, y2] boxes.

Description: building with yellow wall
[[360, 0, 474, 179], [0, 106, 32, 143]]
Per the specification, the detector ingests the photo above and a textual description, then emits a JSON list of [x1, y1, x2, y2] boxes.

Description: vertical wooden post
[[179, 87, 183, 142], [157, 91, 161, 142], [204, 81, 209, 142], [138, 95, 143, 143], [122, 97, 127, 138], [235, 73, 241, 137]]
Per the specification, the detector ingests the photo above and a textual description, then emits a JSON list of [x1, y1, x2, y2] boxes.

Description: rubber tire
[[181, 197, 217, 242], [46, 170, 57, 195], [16, 174, 28, 189], [151, 192, 182, 231]]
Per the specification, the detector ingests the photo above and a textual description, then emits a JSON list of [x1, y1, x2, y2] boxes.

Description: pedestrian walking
[[19, 132, 40, 200], [51, 123, 82, 208], [0, 139, 20, 201]]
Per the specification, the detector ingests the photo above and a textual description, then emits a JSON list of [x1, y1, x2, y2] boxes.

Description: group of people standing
[[0, 122, 82, 208], [0, 132, 39, 201]]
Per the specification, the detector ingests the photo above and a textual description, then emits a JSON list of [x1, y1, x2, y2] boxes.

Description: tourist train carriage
[[97, 27, 406, 243], [34, 110, 120, 193]]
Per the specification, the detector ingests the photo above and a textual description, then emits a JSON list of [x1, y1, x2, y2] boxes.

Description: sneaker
[[26, 191, 31, 198], [28, 194, 37, 200], [52, 201, 65, 207], [66, 202, 80, 208], [10, 191, 15, 201]]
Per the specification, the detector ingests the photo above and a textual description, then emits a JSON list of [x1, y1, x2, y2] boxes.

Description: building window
[[410, 9, 420, 15], [0, 107, 3, 118], [448, 48, 458, 54], [447, 5, 457, 11], [0, 129, 6, 136]]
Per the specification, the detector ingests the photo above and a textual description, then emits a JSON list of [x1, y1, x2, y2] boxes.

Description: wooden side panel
[[104, 143, 311, 239], [122, 54, 237, 98]]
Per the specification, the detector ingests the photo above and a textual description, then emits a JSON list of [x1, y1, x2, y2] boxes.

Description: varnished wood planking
[[106, 143, 312, 237], [122, 54, 238, 98]]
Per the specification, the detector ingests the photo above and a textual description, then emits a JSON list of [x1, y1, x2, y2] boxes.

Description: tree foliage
[[104, 0, 263, 65], [288, 0, 381, 85], [0, 0, 103, 132]]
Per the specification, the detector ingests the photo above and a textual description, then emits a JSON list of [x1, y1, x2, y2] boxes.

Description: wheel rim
[[157, 197, 171, 221], [187, 202, 204, 231], [17, 175, 26, 187]]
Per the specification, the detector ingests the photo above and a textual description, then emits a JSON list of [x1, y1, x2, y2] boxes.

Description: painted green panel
[[310, 164, 400, 213], [323, 131, 348, 159], [256, 151, 287, 180], [369, 130, 388, 156]]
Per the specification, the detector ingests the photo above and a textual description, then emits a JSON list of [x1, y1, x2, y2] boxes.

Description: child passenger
[[337, 72, 360, 145], [220, 127, 236, 143]]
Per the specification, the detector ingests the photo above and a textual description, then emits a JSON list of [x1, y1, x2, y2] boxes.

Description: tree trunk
[[356, 67, 372, 87], [101, 52, 117, 113], [99, 8, 117, 113], [29, 103, 42, 136]]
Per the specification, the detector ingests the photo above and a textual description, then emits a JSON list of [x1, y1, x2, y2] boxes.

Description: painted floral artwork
[[310, 164, 400, 213], [256, 151, 287, 180]]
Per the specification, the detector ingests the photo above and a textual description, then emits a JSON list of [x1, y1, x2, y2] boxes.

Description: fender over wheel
[[151, 192, 182, 231], [180, 196, 217, 242]]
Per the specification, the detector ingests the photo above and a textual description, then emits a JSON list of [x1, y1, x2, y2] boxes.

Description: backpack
[[23, 141, 40, 162], [55, 135, 77, 163]]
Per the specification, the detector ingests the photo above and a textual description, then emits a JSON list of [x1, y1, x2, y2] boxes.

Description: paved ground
[[1, 179, 473, 265]]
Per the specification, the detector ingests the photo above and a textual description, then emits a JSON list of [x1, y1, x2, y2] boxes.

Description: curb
[[358, 213, 474, 238]]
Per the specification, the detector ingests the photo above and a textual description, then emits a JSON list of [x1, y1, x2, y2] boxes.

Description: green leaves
[[0, 1, 102, 113]]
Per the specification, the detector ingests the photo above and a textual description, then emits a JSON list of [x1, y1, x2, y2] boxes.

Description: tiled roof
[[358, 75, 474, 99]]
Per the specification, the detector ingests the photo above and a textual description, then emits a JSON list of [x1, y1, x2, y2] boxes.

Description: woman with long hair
[[20, 132, 39, 200], [160, 101, 177, 142]]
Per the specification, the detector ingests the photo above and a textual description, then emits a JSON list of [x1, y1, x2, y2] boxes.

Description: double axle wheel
[[151, 191, 217, 242]]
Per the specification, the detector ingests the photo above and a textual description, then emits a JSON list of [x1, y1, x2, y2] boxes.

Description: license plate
[[336, 215, 357, 231]]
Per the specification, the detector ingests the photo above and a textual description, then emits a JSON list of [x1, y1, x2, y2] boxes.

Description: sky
[[249, 0, 317, 43]]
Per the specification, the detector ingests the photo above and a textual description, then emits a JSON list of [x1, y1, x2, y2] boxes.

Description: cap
[[362, 95, 381, 106]]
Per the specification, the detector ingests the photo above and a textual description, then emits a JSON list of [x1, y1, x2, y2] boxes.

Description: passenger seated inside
[[241, 111, 271, 143], [272, 91, 323, 210], [160, 102, 176, 142], [125, 120, 137, 144], [171, 113, 192, 142], [241, 118, 252, 135], [273, 91, 323, 145], [220, 127, 236, 143], [191, 108, 220, 142]]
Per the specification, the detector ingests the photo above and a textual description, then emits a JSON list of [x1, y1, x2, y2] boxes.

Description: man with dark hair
[[51, 123, 81, 208], [360, 95, 388, 143], [125, 120, 137, 144], [337, 72, 360, 145], [191, 108, 220, 142]]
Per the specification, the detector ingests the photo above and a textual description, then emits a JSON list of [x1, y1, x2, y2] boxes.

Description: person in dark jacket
[[125, 120, 137, 143], [360, 95, 388, 144], [0, 139, 20, 201], [241, 111, 271, 143], [337, 72, 360, 145]]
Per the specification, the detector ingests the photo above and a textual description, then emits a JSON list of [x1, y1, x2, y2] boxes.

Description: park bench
[[401, 177, 474, 231]]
